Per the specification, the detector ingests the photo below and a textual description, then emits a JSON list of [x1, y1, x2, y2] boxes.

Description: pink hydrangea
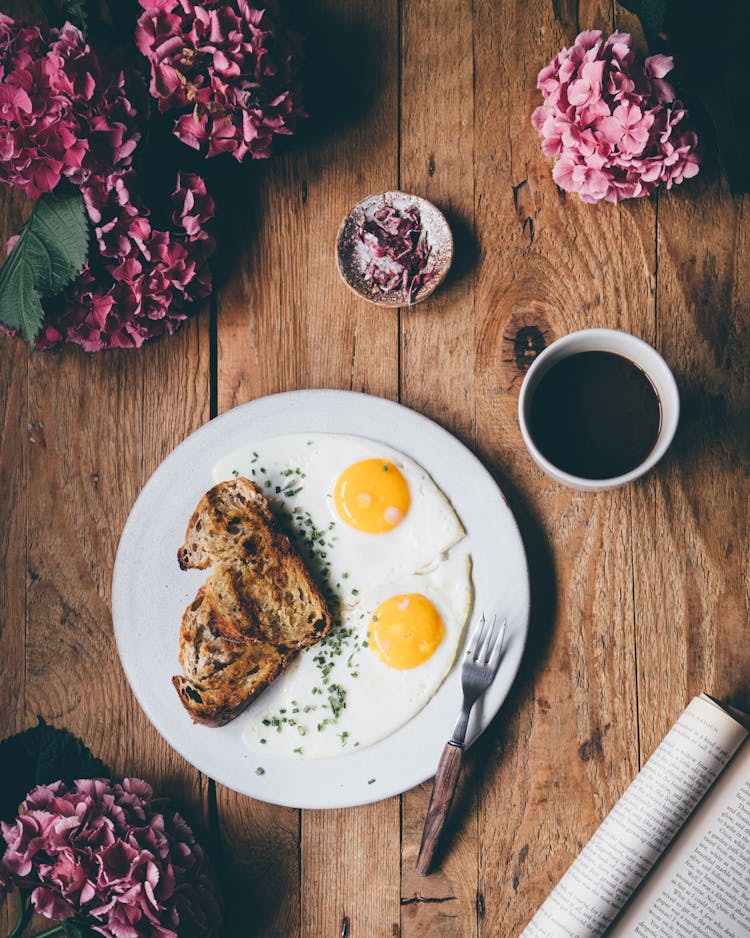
[[531, 30, 699, 204], [135, 0, 304, 161], [0, 777, 221, 937], [0, 15, 143, 199], [32, 170, 215, 351]]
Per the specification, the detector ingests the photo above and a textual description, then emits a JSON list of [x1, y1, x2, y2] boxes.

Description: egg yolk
[[334, 459, 411, 534], [368, 594, 445, 669]]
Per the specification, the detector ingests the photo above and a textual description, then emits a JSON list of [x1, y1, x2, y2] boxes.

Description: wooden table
[[2, 1, 748, 935]]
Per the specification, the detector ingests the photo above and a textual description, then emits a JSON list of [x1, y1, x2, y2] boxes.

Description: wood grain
[[212, 2, 400, 935], [23, 320, 210, 787], [0, 2, 749, 938], [471, 1, 650, 932], [416, 743, 465, 876], [398, 0, 480, 934], [633, 177, 750, 755], [0, 182, 31, 938]]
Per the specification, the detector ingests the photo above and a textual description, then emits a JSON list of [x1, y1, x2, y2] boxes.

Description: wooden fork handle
[[416, 741, 464, 876]]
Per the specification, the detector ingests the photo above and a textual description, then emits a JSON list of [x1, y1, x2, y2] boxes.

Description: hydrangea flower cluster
[[0, 777, 221, 937], [0, 13, 217, 351], [531, 30, 699, 204], [0, 14, 142, 199], [135, 0, 304, 161], [34, 171, 215, 351], [4, 169, 215, 352]]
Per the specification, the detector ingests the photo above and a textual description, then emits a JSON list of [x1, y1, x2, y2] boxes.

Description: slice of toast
[[173, 587, 288, 727], [173, 478, 332, 726], [205, 562, 331, 649], [177, 478, 331, 650], [177, 476, 275, 570]]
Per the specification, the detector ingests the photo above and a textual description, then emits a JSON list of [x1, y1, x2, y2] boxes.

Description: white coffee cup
[[518, 329, 680, 491]]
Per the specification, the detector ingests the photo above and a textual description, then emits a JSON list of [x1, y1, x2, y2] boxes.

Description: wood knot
[[578, 723, 611, 763], [503, 318, 550, 377], [494, 311, 553, 388], [512, 325, 547, 371]]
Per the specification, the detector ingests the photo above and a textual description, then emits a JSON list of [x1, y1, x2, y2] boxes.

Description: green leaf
[[0, 192, 89, 347], [0, 719, 109, 827], [62, 0, 89, 34]]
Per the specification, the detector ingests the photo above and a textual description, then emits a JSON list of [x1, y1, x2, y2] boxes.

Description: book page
[[519, 696, 748, 938], [609, 740, 750, 937]]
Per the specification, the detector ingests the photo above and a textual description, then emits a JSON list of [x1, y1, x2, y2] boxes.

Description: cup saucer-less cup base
[[518, 329, 680, 492]]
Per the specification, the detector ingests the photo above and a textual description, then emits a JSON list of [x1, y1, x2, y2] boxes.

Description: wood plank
[[23, 316, 209, 799], [300, 807, 402, 938], [212, 3, 401, 935], [615, 0, 750, 800], [471, 1, 651, 932], [398, 0, 480, 935], [0, 191, 30, 743], [10, 312, 209, 936], [633, 176, 750, 757], [0, 181, 32, 938]]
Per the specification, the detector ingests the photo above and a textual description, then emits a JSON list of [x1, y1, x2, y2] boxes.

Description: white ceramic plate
[[112, 390, 530, 809]]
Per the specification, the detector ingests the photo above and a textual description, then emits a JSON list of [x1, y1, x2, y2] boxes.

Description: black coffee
[[528, 351, 662, 480]]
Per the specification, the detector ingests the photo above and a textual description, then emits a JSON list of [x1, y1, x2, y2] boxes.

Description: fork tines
[[466, 613, 507, 666]]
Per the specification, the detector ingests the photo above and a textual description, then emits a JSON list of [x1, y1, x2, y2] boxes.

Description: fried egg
[[213, 433, 472, 757], [214, 434, 465, 611], [241, 552, 473, 757]]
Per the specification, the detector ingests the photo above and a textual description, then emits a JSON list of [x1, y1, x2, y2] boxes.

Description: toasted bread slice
[[178, 477, 274, 570], [173, 478, 331, 726], [178, 478, 331, 650], [173, 587, 288, 727], [206, 562, 330, 649]]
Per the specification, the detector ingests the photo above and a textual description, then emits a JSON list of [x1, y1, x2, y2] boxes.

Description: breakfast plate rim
[[112, 389, 530, 809]]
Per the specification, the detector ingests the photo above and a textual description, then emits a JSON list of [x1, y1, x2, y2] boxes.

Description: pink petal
[[645, 54, 673, 79]]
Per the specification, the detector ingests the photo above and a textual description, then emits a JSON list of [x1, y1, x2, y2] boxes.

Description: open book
[[520, 694, 750, 937]]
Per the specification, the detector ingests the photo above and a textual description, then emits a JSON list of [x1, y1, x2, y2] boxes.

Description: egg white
[[213, 433, 465, 611], [241, 551, 473, 758]]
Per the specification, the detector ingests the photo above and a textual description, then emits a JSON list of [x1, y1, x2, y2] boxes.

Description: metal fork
[[416, 614, 508, 876]]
